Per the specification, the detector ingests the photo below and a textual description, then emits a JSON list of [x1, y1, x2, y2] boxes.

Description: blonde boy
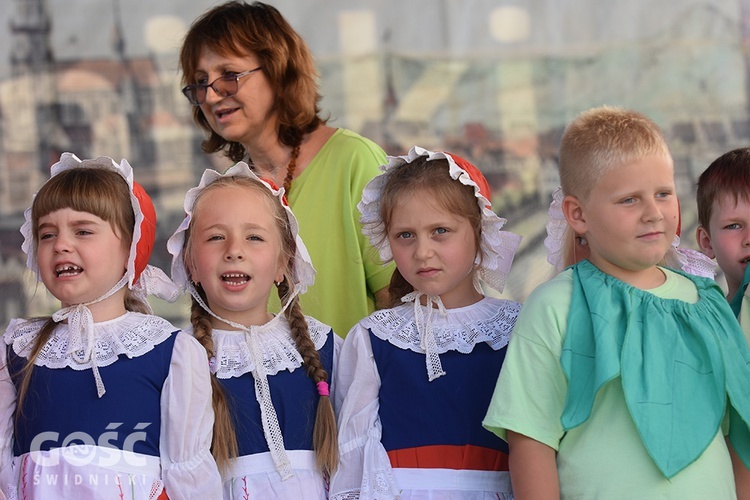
[[483, 106, 750, 499]]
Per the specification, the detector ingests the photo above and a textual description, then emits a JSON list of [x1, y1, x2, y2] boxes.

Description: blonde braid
[[278, 278, 338, 474], [189, 297, 238, 472]]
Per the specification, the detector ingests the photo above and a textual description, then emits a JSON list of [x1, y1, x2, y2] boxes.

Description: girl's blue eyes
[[395, 228, 449, 238], [206, 235, 264, 241]]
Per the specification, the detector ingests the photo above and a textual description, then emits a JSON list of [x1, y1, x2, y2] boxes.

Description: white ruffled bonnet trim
[[358, 146, 522, 293], [544, 186, 568, 272], [664, 237, 717, 279]]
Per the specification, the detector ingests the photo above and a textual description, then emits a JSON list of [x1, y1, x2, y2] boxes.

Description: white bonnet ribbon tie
[[54, 304, 103, 397], [402, 291, 447, 381], [187, 284, 293, 479], [52, 275, 128, 398], [246, 330, 293, 480], [130, 265, 181, 313]]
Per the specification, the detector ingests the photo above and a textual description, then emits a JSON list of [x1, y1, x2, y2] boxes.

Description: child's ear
[[275, 257, 289, 285], [186, 256, 200, 286], [695, 225, 716, 259], [562, 195, 587, 235]]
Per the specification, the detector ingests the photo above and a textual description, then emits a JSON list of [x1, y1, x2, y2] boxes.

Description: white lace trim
[[208, 315, 332, 379], [3, 312, 175, 370], [361, 426, 400, 500], [330, 490, 361, 500], [665, 237, 717, 279], [545, 186, 568, 272], [363, 297, 520, 355]]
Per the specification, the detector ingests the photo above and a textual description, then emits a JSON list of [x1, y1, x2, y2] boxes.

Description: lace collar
[[198, 314, 331, 379], [363, 296, 520, 355], [4, 312, 175, 370]]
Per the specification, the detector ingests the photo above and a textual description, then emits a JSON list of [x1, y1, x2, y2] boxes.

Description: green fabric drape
[[560, 260, 750, 478]]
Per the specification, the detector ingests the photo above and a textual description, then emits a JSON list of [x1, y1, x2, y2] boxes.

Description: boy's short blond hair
[[559, 106, 672, 201]]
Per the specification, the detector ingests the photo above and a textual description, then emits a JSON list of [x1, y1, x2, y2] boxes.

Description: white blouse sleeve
[[159, 331, 222, 499], [330, 324, 399, 500], [330, 332, 344, 411], [0, 346, 15, 499]]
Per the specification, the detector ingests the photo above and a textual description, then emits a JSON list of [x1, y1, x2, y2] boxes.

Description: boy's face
[[565, 153, 679, 287], [696, 193, 750, 298]]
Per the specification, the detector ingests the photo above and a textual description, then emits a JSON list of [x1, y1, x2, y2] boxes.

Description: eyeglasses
[[182, 67, 263, 106]]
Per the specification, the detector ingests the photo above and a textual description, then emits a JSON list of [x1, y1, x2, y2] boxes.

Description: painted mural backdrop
[[0, 0, 747, 326]]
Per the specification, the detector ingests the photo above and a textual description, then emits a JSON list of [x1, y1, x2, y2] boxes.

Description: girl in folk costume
[[331, 147, 522, 499], [0, 153, 221, 499], [167, 163, 339, 499]]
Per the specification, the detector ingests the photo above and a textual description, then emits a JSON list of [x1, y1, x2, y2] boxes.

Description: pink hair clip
[[316, 381, 330, 397]]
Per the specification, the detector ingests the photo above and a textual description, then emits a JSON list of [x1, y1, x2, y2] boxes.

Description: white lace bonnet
[[21, 152, 179, 300], [167, 162, 315, 305], [359, 146, 522, 293], [544, 186, 717, 278]]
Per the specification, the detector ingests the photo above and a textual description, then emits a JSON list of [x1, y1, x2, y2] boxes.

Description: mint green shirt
[[269, 129, 395, 337], [483, 265, 746, 499]]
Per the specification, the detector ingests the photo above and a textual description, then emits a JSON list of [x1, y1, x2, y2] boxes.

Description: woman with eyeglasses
[[179, 1, 395, 342]]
